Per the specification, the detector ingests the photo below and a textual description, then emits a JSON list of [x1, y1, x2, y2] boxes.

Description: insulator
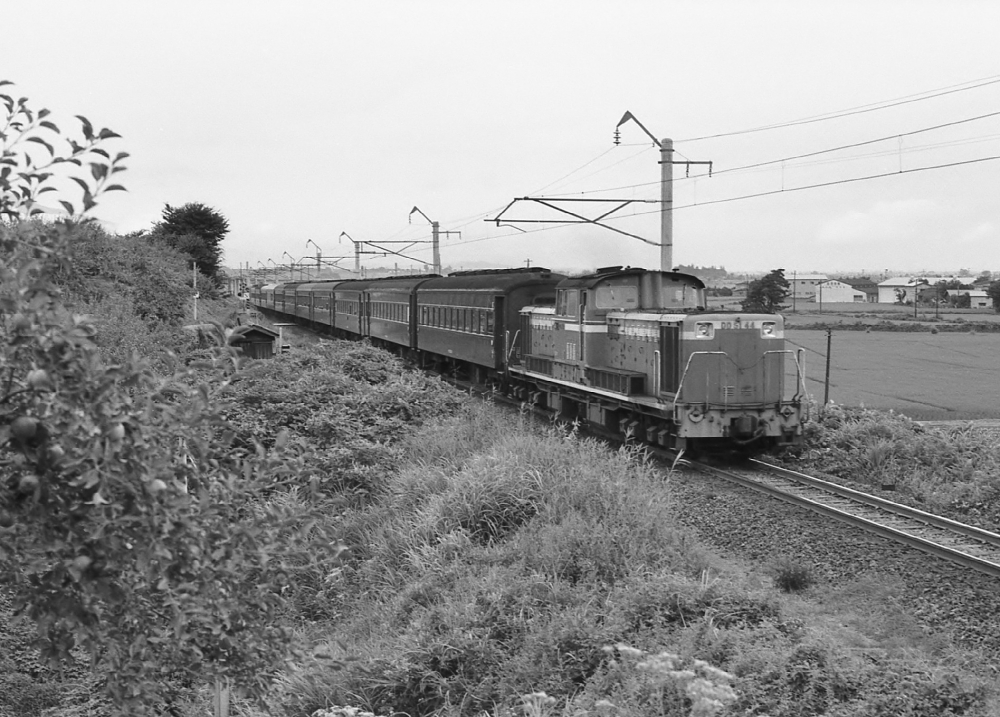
[[613, 128, 620, 146]]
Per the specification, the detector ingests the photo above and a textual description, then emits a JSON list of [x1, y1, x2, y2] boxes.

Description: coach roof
[[557, 267, 706, 291], [419, 268, 563, 293]]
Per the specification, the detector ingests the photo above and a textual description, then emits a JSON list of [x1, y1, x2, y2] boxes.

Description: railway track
[[689, 458, 1000, 579]]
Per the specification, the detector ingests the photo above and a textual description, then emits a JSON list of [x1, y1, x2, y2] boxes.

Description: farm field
[[784, 329, 1000, 419]]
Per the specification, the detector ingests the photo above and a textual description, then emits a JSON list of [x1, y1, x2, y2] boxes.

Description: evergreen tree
[[154, 202, 230, 279], [741, 268, 790, 313], [987, 280, 1000, 312]]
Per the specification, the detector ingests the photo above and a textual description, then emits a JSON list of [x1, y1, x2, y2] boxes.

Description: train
[[250, 266, 806, 453]]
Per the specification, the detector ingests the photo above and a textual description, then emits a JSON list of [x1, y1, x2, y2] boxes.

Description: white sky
[[4, 1, 1000, 277]]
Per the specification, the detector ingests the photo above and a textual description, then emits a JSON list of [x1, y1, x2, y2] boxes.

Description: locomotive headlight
[[760, 321, 777, 338], [695, 322, 714, 339]]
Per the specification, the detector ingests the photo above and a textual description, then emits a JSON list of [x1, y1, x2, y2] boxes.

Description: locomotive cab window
[[556, 289, 580, 317]]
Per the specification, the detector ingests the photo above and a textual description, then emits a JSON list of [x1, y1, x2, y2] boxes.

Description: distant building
[[839, 277, 878, 302], [877, 276, 961, 303], [788, 273, 829, 300], [815, 280, 865, 303], [949, 289, 991, 309]]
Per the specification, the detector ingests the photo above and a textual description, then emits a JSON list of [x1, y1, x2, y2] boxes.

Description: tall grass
[[792, 403, 1000, 528], [254, 395, 996, 717]]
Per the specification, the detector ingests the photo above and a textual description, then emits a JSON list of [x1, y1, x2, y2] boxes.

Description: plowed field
[[784, 330, 1000, 419]]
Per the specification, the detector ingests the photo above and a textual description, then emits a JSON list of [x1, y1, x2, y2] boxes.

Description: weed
[[773, 559, 813, 592]]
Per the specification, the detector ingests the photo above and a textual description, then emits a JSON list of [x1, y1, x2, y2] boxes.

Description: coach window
[[486, 310, 495, 333]]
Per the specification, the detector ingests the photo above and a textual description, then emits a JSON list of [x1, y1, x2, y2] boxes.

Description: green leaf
[[39, 120, 59, 132], [104, 184, 127, 192], [25, 136, 54, 154], [58, 200, 75, 214], [98, 128, 122, 140], [76, 114, 94, 141]]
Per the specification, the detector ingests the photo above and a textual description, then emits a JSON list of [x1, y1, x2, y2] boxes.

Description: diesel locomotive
[[250, 266, 805, 452]]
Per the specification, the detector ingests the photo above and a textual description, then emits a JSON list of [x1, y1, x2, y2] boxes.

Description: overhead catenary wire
[[538, 109, 1000, 198], [677, 73, 1000, 142], [352, 73, 1000, 266], [602, 155, 1000, 220], [394, 152, 1000, 260]]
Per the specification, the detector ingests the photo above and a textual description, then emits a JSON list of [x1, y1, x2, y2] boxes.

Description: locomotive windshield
[[594, 280, 639, 310]]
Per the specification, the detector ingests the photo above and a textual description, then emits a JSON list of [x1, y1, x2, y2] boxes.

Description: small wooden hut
[[227, 324, 279, 359]]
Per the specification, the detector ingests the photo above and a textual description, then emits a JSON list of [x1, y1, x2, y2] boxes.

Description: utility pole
[[340, 232, 363, 274], [410, 206, 458, 275], [615, 112, 711, 272], [307, 239, 322, 278], [824, 328, 832, 406], [192, 261, 198, 321]]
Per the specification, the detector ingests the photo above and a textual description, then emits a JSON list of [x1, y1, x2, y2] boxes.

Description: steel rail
[[750, 459, 1000, 547], [689, 460, 1000, 579]]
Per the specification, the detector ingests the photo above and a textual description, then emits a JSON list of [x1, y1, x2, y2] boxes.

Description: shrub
[[1, 81, 345, 714], [789, 404, 1000, 529]]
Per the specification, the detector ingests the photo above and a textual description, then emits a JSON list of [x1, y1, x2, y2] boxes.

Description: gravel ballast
[[666, 467, 1000, 657]]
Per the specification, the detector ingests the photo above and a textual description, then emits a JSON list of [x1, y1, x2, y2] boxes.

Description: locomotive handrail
[[672, 351, 730, 414], [653, 350, 661, 396], [674, 348, 804, 417], [761, 349, 807, 404], [505, 328, 521, 366]]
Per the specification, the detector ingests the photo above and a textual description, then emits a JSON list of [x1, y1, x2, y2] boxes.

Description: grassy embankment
[[219, 343, 1000, 717], [5, 240, 1000, 715]]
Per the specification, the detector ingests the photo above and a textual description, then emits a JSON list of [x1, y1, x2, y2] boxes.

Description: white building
[[876, 276, 960, 304], [950, 289, 991, 308], [789, 273, 829, 300], [815, 280, 866, 303]]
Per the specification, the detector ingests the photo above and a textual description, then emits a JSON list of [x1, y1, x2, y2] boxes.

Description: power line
[[538, 110, 1000, 197], [414, 154, 1000, 256], [678, 73, 1000, 142], [710, 110, 1000, 176], [529, 146, 616, 194], [606, 155, 1000, 220]]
